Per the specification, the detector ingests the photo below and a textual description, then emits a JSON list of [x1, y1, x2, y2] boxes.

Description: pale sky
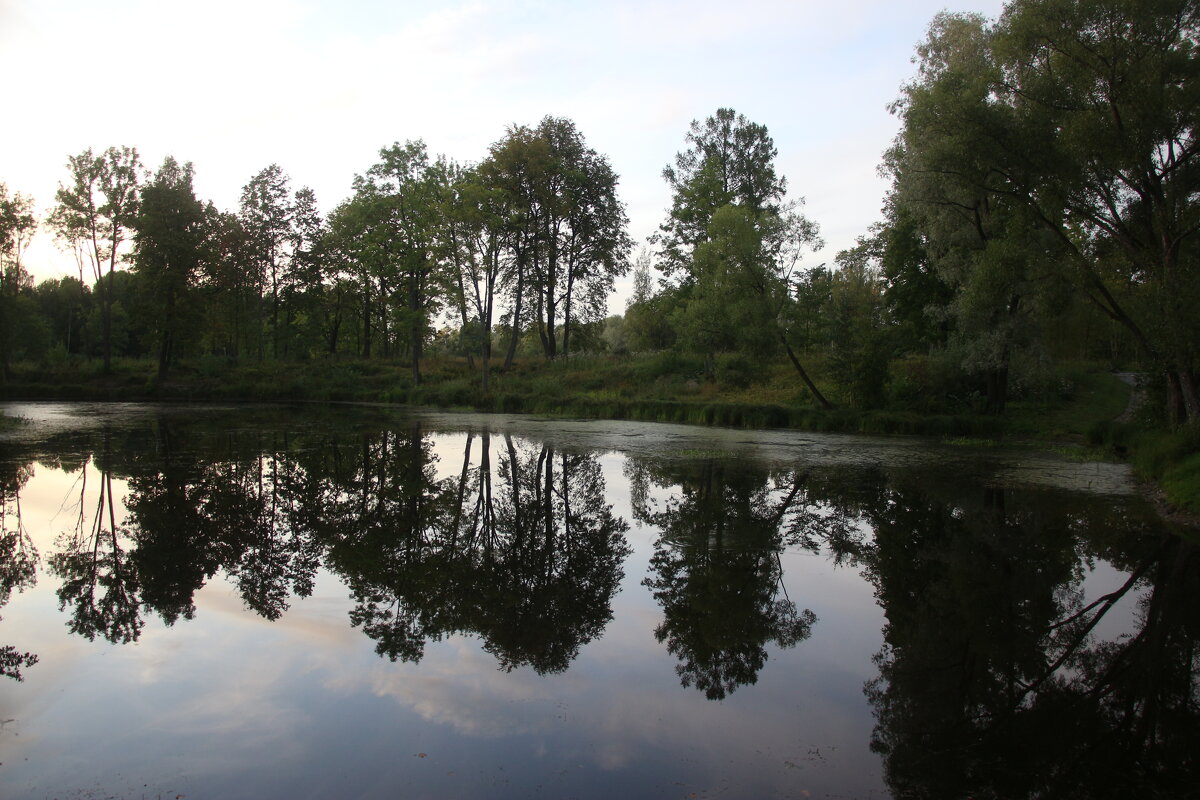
[[1, 0, 1006, 309]]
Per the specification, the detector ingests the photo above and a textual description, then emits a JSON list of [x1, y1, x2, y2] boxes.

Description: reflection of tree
[[631, 457, 817, 700], [123, 420, 324, 625], [326, 429, 631, 674], [819, 474, 1200, 799], [0, 460, 38, 680], [319, 424, 455, 663], [49, 440, 143, 644], [480, 437, 630, 673], [40, 415, 328, 642]]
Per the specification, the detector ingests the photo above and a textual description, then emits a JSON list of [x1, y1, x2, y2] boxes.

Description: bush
[[717, 355, 753, 389]]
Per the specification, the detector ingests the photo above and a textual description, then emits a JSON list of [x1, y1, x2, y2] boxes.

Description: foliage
[[133, 157, 207, 380], [888, 0, 1200, 421], [48, 146, 143, 373]]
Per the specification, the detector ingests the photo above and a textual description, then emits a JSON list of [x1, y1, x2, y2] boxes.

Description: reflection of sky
[[0, 408, 1161, 799]]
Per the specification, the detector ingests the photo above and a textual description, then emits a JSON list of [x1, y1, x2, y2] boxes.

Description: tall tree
[[656, 108, 787, 278], [887, 12, 1067, 414], [483, 124, 547, 368], [437, 159, 506, 390], [288, 186, 327, 357], [659, 109, 830, 405], [486, 118, 631, 361], [352, 140, 443, 381], [49, 146, 143, 373], [239, 165, 294, 360], [197, 206, 255, 360], [0, 185, 37, 380], [538, 117, 632, 358], [133, 157, 206, 380]]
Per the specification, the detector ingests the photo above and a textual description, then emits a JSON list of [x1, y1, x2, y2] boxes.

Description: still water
[[0, 402, 1194, 799]]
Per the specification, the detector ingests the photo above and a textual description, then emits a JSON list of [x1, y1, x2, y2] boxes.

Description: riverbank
[[6, 352, 1196, 513], [0, 353, 1126, 436]]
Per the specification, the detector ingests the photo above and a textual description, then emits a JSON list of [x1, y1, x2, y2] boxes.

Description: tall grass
[[1089, 421, 1200, 512]]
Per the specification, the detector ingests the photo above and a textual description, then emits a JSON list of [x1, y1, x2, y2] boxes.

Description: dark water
[[0, 402, 1195, 799]]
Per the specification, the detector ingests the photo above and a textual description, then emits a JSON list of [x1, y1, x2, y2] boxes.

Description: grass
[[0, 353, 1132, 443], [1089, 420, 1200, 513], [1004, 368, 1132, 440]]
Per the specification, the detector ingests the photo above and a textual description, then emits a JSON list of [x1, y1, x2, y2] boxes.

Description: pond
[[0, 402, 1195, 799]]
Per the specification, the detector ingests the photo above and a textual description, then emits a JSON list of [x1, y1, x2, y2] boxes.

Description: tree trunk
[[101, 274, 113, 374], [362, 286, 372, 359], [410, 278, 422, 385], [562, 270, 574, 358], [454, 271, 475, 372], [481, 321, 492, 394], [1166, 371, 1185, 426], [157, 284, 176, 382], [504, 259, 525, 370], [984, 365, 1009, 415], [783, 337, 833, 409], [544, 289, 557, 359], [1177, 369, 1200, 425]]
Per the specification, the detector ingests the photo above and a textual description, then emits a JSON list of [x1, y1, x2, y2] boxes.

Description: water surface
[[0, 402, 1194, 799]]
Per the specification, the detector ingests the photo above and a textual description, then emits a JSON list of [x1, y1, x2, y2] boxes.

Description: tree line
[[0, 116, 631, 388], [1, 0, 1195, 424]]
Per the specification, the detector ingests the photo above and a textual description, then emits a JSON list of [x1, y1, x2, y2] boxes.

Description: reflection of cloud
[[369, 639, 556, 737], [195, 578, 360, 650]]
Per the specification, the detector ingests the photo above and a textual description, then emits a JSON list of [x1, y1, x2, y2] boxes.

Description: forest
[[0, 0, 1196, 446]]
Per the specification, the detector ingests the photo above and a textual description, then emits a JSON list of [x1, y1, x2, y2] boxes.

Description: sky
[[0, 0, 1007, 310]]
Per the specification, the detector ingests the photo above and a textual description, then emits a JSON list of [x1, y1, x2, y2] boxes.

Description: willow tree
[[887, 13, 1068, 414], [892, 0, 1200, 422]]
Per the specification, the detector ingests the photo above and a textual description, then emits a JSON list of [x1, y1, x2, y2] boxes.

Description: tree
[[482, 125, 545, 368], [538, 117, 632, 358], [349, 140, 443, 380], [830, 238, 892, 409], [133, 157, 206, 380], [34, 276, 91, 356], [624, 249, 678, 351], [49, 146, 143, 373], [0, 184, 37, 379], [287, 186, 328, 357], [877, 206, 953, 354], [658, 109, 831, 405], [197, 206, 255, 360], [891, 0, 1200, 422], [436, 159, 506, 390], [239, 165, 294, 360], [1000, 0, 1200, 422], [656, 108, 787, 278], [485, 118, 631, 361]]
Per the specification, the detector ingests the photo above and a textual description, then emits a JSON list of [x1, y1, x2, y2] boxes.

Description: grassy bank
[[0, 352, 1131, 441], [1089, 421, 1200, 513], [7, 353, 1196, 517]]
